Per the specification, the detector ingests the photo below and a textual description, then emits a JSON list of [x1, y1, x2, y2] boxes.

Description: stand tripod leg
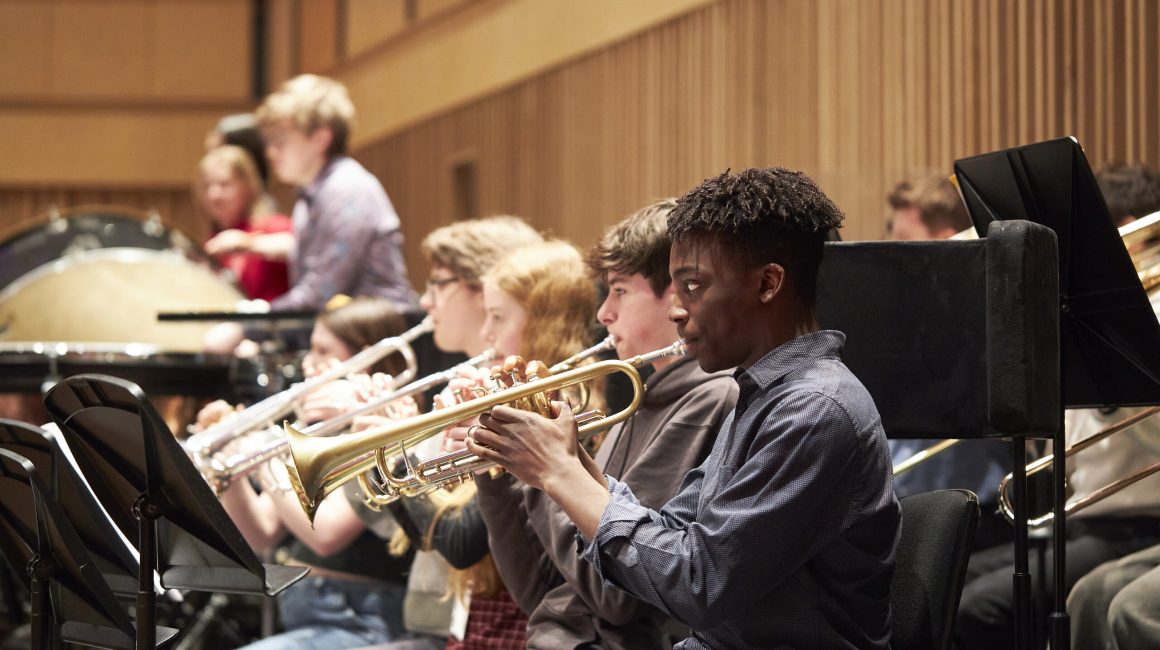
[[1012, 439, 1032, 650], [1049, 407, 1070, 650], [134, 496, 159, 650]]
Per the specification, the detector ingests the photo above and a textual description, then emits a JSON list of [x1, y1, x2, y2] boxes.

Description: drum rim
[[0, 247, 242, 304], [0, 341, 163, 357], [0, 204, 178, 247]]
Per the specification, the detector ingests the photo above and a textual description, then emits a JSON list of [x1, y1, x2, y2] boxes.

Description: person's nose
[[667, 294, 688, 325], [597, 295, 616, 326]]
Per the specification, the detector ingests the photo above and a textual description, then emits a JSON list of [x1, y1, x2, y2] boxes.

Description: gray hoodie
[[476, 356, 738, 649]]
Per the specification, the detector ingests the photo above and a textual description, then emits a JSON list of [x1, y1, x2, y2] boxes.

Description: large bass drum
[[0, 206, 261, 430]]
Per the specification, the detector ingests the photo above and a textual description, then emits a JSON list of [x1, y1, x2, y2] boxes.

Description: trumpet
[[286, 340, 686, 522], [201, 346, 498, 494], [184, 316, 432, 458], [356, 336, 618, 509], [997, 406, 1160, 528]]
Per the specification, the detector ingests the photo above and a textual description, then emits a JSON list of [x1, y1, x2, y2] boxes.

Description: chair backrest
[[890, 489, 980, 650]]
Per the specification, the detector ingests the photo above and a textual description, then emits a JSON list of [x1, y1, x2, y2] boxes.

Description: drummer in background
[[205, 74, 418, 354], [197, 145, 293, 303], [209, 296, 419, 649], [204, 112, 272, 186]]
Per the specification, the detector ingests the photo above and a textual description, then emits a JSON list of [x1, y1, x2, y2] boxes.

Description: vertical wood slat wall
[[2, 0, 1158, 287], [358, 0, 1160, 283]]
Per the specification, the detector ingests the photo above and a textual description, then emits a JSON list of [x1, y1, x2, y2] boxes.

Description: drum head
[[0, 206, 237, 353], [0, 249, 243, 352]]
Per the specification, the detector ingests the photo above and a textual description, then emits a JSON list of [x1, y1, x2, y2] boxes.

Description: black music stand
[[0, 420, 141, 597], [818, 217, 1060, 650], [0, 448, 179, 649], [953, 137, 1160, 650], [42, 375, 308, 649]]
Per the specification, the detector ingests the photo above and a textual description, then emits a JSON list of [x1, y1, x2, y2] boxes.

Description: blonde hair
[[197, 145, 272, 223], [483, 240, 597, 366], [256, 74, 355, 156], [417, 241, 598, 602], [421, 216, 543, 290]]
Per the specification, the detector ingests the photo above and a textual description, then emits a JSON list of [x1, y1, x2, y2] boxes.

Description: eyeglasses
[[425, 276, 461, 293]]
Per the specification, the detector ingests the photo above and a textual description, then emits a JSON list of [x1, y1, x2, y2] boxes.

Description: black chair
[[890, 489, 980, 650]]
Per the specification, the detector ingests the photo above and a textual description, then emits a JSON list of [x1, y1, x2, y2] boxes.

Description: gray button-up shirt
[[273, 155, 418, 311], [580, 330, 900, 649]]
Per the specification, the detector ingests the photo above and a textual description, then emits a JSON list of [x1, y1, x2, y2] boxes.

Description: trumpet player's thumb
[[550, 400, 574, 421]]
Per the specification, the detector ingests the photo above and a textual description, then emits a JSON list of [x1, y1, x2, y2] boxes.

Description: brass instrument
[[286, 340, 686, 522], [356, 337, 616, 509], [184, 316, 432, 459], [201, 346, 497, 494], [894, 214, 1160, 477], [997, 406, 1160, 528]]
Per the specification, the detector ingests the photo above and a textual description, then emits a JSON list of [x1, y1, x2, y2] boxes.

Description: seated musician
[[467, 167, 901, 649], [197, 144, 293, 303], [366, 240, 599, 650], [884, 175, 1011, 550], [343, 216, 544, 649], [472, 199, 739, 649], [211, 296, 418, 649]]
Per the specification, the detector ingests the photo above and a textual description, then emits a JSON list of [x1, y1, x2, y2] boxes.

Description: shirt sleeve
[[526, 381, 736, 626], [395, 490, 492, 570], [579, 391, 863, 630], [475, 472, 563, 614], [271, 190, 383, 311]]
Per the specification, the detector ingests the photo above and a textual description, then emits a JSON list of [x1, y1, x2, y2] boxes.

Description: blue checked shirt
[[275, 156, 418, 312], [579, 330, 901, 649]]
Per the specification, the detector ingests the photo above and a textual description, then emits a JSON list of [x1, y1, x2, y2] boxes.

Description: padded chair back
[[890, 489, 980, 650]]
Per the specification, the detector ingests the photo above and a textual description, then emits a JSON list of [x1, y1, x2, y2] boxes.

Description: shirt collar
[[298, 155, 344, 204], [733, 329, 846, 394]]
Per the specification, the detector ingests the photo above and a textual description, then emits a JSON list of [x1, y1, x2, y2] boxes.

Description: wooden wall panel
[[351, 0, 1160, 285], [299, 0, 339, 73], [0, 1, 51, 95], [153, 1, 251, 98], [52, 1, 152, 97], [346, 0, 408, 58], [415, 0, 468, 22]]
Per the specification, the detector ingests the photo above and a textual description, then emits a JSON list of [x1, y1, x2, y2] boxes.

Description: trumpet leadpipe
[[184, 316, 433, 456], [286, 340, 686, 520]]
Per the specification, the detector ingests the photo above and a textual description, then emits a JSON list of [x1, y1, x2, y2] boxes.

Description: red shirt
[[445, 590, 528, 650], [212, 214, 292, 302]]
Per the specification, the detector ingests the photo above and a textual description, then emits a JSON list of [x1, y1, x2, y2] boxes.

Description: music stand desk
[[0, 448, 178, 649], [42, 375, 308, 648]]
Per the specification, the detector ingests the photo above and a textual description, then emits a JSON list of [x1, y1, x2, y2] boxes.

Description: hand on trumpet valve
[[468, 399, 581, 491], [193, 399, 243, 434], [349, 395, 421, 434], [435, 366, 493, 409], [298, 379, 366, 424]]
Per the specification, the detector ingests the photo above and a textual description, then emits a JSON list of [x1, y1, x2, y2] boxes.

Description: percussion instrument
[[0, 207, 259, 430]]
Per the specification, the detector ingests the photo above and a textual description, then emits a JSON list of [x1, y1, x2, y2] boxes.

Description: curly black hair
[[667, 167, 845, 306]]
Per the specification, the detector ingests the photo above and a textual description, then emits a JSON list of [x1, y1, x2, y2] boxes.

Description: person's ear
[[311, 126, 334, 154], [758, 263, 786, 304]]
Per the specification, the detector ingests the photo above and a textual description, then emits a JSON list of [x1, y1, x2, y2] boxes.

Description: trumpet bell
[[284, 357, 650, 522]]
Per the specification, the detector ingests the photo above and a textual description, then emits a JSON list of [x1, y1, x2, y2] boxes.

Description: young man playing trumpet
[[472, 200, 739, 649], [467, 168, 901, 649]]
